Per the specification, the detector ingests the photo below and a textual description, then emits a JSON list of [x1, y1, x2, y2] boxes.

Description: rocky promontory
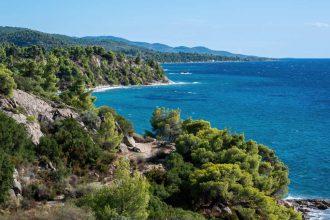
[[280, 199, 330, 219]]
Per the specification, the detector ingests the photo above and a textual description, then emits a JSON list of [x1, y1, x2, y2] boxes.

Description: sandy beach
[[91, 80, 176, 92]]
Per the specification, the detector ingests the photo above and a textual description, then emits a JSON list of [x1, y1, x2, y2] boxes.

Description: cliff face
[[0, 90, 79, 144]]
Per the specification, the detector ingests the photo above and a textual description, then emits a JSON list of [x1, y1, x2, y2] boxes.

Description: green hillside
[[0, 26, 267, 62]]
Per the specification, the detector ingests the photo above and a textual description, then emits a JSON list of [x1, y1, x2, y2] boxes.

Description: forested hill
[[0, 44, 166, 110], [0, 26, 268, 62], [87, 35, 253, 58]]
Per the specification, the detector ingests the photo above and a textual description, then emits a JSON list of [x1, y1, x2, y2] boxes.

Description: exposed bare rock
[[223, 206, 232, 215], [13, 179, 22, 195], [142, 163, 165, 173], [53, 108, 79, 121], [12, 90, 53, 118], [145, 136, 156, 143], [281, 199, 330, 219], [0, 89, 80, 145], [119, 143, 129, 153], [123, 135, 136, 148], [132, 133, 146, 143]]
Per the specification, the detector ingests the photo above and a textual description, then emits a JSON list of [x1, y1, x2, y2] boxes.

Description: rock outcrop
[[0, 90, 79, 144], [280, 199, 330, 219]]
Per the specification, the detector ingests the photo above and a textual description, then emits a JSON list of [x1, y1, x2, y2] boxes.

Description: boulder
[[145, 136, 156, 143], [132, 133, 146, 143], [142, 164, 165, 173], [53, 108, 78, 120], [211, 206, 222, 217], [223, 206, 232, 215], [13, 168, 19, 179], [8, 189, 16, 200], [119, 143, 129, 153], [123, 135, 136, 148], [13, 179, 22, 194]]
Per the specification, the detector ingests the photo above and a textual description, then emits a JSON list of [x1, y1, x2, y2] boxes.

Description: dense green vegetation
[[0, 44, 165, 110], [77, 158, 150, 219], [147, 107, 301, 219], [0, 26, 266, 63], [0, 40, 299, 218], [0, 65, 16, 97], [0, 112, 35, 204]]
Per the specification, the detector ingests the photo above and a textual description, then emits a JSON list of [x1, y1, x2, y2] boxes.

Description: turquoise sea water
[[94, 60, 330, 199]]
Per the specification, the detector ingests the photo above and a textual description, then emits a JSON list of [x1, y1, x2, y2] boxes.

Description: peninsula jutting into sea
[[0, 1, 330, 219]]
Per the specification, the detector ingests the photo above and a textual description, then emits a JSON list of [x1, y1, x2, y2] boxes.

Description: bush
[[0, 111, 35, 163], [37, 119, 101, 173], [147, 109, 301, 219], [0, 151, 14, 204], [98, 106, 134, 135], [81, 110, 101, 130], [0, 64, 16, 97], [26, 115, 36, 122], [150, 107, 182, 142], [78, 158, 150, 219], [148, 196, 205, 220], [97, 112, 123, 151]]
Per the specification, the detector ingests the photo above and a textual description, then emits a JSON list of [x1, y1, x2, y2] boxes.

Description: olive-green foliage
[[59, 78, 95, 110], [98, 106, 134, 135], [150, 107, 182, 142], [148, 196, 205, 220], [0, 111, 35, 163], [147, 108, 301, 219], [0, 151, 14, 204], [97, 112, 123, 151], [78, 158, 150, 220], [37, 119, 101, 172], [190, 163, 301, 219], [0, 112, 34, 205], [0, 64, 16, 97], [0, 44, 166, 110]]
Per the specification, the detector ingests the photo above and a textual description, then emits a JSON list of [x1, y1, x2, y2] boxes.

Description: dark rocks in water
[[281, 199, 330, 219]]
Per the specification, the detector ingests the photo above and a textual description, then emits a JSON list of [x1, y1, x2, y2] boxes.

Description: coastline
[[90, 80, 175, 93], [160, 59, 276, 65], [281, 198, 330, 219]]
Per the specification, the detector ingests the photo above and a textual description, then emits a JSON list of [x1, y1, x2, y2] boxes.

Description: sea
[[94, 60, 330, 204]]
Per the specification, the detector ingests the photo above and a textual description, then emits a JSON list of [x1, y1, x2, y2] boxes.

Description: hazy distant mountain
[[0, 26, 265, 61], [83, 35, 251, 58]]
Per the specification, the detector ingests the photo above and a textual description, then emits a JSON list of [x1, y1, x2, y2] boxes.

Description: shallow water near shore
[[94, 60, 330, 200]]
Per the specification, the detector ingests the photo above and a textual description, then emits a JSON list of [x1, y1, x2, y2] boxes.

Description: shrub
[[147, 109, 301, 219], [150, 107, 182, 142], [37, 119, 101, 173], [81, 110, 101, 130], [0, 111, 35, 163], [97, 112, 123, 151], [0, 151, 14, 204], [0, 64, 16, 97], [148, 196, 205, 220], [26, 115, 36, 122], [97, 106, 134, 135], [78, 158, 150, 219]]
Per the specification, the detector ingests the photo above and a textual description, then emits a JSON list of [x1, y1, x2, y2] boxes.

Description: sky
[[0, 0, 330, 58]]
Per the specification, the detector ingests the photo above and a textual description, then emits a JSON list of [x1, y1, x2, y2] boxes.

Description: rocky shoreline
[[280, 199, 330, 219]]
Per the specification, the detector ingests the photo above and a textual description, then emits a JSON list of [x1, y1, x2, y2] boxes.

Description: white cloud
[[307, 22, 330, 28]]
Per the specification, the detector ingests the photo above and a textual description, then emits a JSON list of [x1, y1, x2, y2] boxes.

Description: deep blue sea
[[94, 60, 330, 199]]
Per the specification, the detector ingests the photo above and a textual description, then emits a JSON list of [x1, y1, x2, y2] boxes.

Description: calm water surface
[[94, 60, 330, 199]]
